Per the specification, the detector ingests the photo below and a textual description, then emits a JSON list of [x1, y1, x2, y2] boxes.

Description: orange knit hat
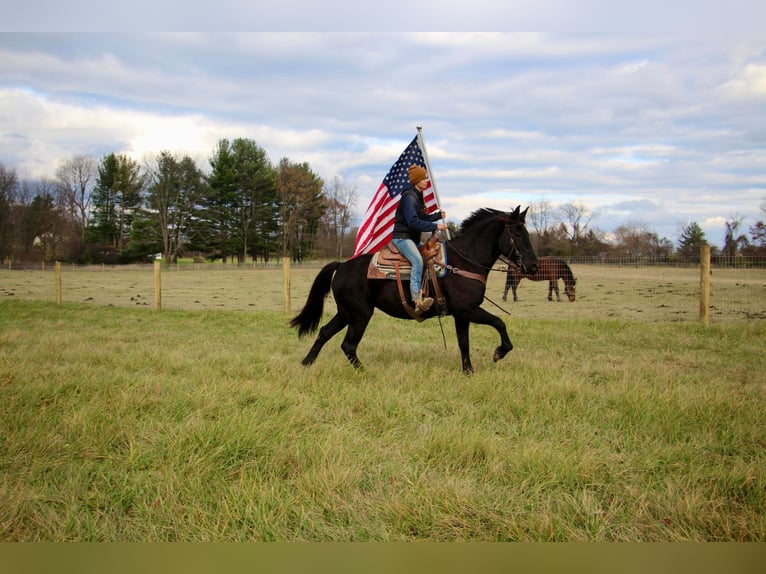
[[408, 165, 427, 185]]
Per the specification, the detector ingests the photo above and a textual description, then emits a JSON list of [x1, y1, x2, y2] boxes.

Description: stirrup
[[415, 295, 434, 312]]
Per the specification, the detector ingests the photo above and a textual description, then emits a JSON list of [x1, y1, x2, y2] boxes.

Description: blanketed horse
[[290, 206, 539, 374], [503, 256, 577, 302]]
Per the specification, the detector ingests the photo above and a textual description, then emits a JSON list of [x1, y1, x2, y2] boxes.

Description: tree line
[[2, 140, 765, 265], [0, 138, 358, 265], [524, 197, 766, 261]]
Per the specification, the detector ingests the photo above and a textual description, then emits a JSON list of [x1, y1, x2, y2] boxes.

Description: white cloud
[[719, 63, 766, 100], [1, 32, 765, 250]]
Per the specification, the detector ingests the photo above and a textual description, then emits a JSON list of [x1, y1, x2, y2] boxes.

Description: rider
[[392, 165, 448, 314]]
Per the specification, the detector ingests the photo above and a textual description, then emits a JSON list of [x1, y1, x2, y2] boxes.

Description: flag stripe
[[352, 136, 441, 257]]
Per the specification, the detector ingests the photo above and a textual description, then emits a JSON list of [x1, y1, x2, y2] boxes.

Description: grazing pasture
[[0, 264, 764, 541], [1, 261, 763, 322]]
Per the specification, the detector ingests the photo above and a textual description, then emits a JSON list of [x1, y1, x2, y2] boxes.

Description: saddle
[[367, 238, 447, 280], [367, 234, 448, 321]]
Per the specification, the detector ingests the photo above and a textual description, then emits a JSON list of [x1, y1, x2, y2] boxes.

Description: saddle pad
[[367, 241, 448, 280]]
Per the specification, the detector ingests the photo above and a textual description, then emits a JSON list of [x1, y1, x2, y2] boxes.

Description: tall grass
[[1, 299, 764, 540]]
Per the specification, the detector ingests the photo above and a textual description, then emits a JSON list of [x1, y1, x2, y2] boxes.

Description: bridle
[[500, 223, 525, 270], [443, 221, 527, 284]]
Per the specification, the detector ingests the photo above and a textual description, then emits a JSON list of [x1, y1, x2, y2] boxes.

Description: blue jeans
[[392, 238, 424, 301]]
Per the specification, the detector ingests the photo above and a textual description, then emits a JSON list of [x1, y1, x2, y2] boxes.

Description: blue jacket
[[393, 187, 441, 242]]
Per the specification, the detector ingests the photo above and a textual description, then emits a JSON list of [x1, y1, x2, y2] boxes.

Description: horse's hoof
[[494, 344, 513, 362]]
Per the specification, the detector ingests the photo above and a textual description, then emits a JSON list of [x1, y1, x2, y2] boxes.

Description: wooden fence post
[[282, 256, 291, 314], [154, 260, 162, 310], [55, 261, 62, 304], [699, 244, 711, 325]]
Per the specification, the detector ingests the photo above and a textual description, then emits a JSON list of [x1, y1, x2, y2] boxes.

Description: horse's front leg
[[454, 316, 474, 374], [458, 308, 514, 370], [548, 280, 559, 301]]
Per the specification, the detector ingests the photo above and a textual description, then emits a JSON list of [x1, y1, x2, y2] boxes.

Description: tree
[[319, 176, 357, 259], [676, 222, 707, 261], [0, 163, 18, 261], [22, 193, 59, 261], [55, 155, 96, 245], [206, 138, 278, 263], [557, 202, 593, 249], [722, 215, 749, 258], [577, 227, 612, 257], [613, 221, 673, 259], [529, 197, 555, 253], [747, 198, 766, 254], [276, 158, 325, 262], [145, 151, 206, 263], [89, 153, 144, 257]]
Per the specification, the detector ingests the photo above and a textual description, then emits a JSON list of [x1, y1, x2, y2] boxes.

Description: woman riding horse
[[290, 206, 539, 374]]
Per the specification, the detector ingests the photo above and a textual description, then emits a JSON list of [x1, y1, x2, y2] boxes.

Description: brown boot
[[415, 294, 434, 313]]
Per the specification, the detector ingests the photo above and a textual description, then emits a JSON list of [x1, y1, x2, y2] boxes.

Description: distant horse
[[290, 206, 539, 374], [503, 256, 576, 302]]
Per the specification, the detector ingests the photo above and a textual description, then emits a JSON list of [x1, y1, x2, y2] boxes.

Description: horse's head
[[564, 277, 577, 302], [500, 206, 539, 275]]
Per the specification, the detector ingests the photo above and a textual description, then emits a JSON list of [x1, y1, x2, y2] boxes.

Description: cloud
[[1, 32, 765, 251]]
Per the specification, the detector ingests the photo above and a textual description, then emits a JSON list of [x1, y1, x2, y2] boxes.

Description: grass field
[[1, 265, 765, 541]]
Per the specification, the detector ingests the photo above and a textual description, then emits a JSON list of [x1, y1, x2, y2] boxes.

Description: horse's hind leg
[[301, 314, 348, 366]]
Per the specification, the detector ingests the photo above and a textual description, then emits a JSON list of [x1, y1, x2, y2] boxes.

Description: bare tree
[[723, 215, 749, 258], [55, 154, 96, 242], [613, 221, 672, 258], [529, 197, 555, 252], [557, 202, 593, 247], [322, 176, 357, 259], [529, 197, 554, 236]]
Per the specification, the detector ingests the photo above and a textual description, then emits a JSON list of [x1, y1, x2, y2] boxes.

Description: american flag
[[352, 136, 439, 257]]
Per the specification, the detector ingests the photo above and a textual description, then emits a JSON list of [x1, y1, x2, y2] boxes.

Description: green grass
[[1, 299, 764, 541]]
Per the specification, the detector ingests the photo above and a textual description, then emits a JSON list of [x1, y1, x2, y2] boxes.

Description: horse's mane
[[459, 208, 506, 234]]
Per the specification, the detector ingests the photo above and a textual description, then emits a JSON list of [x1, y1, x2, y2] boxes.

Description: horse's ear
[[520, 206, 529, 222], [511, 205, 521, 218]]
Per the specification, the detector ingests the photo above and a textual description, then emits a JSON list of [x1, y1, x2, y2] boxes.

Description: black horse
[[503, 256, 577, 302], [290, 206, 539, 374]]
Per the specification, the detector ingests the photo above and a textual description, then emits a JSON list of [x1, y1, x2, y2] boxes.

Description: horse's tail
[[289, 261, 342, 338]]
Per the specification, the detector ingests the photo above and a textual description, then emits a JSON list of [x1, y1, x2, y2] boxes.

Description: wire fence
[[2, 255, 765, 323]]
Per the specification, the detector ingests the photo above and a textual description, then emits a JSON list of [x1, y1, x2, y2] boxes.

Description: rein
[[445, 224, 523, 283]]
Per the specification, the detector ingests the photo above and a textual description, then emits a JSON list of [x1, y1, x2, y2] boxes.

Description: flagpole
[[416, 125, 450, 238]]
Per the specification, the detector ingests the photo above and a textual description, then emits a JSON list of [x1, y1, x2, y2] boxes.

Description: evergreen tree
[[206, 139, 278, 263], [0, 163, 18, 261], [89, 153, 144, 260], [22, 193, 59, 261], [677, 222, 707, 261]]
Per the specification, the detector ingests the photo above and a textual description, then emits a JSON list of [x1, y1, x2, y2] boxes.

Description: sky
[[1, 27, 765, 248]]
